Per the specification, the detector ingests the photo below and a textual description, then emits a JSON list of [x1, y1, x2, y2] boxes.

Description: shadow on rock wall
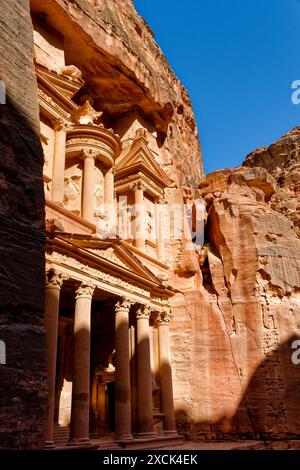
[[176, 334, 300, 441]]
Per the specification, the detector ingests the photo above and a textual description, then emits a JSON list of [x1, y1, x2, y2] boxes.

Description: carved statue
[[64, 175, 81, 214], [119, 204, 132, 240], [94, 179, 104, 211]]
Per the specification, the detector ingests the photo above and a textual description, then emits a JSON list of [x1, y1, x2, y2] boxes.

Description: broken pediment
[[115, 129, 173, 189], [36, 63, 83, 116]]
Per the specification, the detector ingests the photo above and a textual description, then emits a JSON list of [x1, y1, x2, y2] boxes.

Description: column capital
[[136, 303, 151, 320], [53, 117, 71, 132], [81, 149, 98, 161], [157, 307, 173, 325], [154, 196, 167, 205], [46, 270, 66, 289], [75, 283, 95, 300], [104, 165, 114, 176], [115, 297, 132, 312], [131, 181, 146, 192]]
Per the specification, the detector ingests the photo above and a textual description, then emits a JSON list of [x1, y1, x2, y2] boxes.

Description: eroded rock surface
[[0, 0, 47, 450], [244, 127, 300, 234], [172, 140, 300, 440]]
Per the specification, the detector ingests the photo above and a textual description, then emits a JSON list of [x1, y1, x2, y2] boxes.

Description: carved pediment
[[115, 129, 173, 188], [36, 63, 83, 115], [87, 247, 129, 269], [54, 234, 162, 285]]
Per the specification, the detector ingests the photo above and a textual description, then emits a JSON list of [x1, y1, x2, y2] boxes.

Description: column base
[[44, 440, 55, 449], [67, 438, 91, 447], [115, 434, 134, 442], [163, 430, 178, 436], [135, 432, 157, 439]]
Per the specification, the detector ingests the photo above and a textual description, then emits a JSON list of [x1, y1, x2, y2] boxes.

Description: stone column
[[104, 167, 115, 229], [115, 297, 133, 441], [44, 271, 64, 448], [133, 182, 146, 251], [69, 283, 95, 445], [129, 325, 137, 434], [82, 150, 96, 222], [155, 198, 166, 260], [51, 119, 68, 205], [157, 309, 177, 435], [136, 304, 155, 437], [104, 167, 114, 209]]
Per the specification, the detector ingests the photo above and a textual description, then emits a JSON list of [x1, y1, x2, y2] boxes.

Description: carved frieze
[[46, 251, 149, 297]]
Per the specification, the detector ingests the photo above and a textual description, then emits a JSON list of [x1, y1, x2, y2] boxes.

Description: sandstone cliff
[[0, 0, 47, 449], [1, 0, 299, 448], [244, 127, 300, 235], [172, 133, 300, 440]]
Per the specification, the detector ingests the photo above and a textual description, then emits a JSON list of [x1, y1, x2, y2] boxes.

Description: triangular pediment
[[115, 134, 172, 188], [56, 233, 161, 285], [36, 63, 83, 112]]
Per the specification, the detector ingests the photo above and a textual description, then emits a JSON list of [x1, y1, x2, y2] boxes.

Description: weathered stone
[[0, 0, 47, 450], [244, 127, 300, 234], [177, 161, 300, 439], [1, 0, 300, 450]]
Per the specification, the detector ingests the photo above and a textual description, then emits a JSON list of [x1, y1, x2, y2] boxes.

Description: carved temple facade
[[32, 9, 196, 447], [2, 0, 300, 450]]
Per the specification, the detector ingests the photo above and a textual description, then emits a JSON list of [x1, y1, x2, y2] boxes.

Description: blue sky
[[134, 0, 300, 174]]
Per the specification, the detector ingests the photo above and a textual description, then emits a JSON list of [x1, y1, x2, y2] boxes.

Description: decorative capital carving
[[115, 297, 132, 312], [154, 196, 167, 205], [81, 149, 98, 161], [75, 283, 95, 300], [131, 181, 146, 192], [136, 303, 151, 320], [53, 118, 70, 132], [157, 307, 173, 325], [46, 270, 65, 289]]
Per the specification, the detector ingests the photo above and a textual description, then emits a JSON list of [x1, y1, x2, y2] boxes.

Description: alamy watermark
[[291, 339, 300, 365], [0, 80, 6, 104], [291, 80, 300, 104], [0, 340, 6, 365], [94, 199, 205, 248]]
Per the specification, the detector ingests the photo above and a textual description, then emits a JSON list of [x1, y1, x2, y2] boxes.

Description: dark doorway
[[106, 381, 115, 433]]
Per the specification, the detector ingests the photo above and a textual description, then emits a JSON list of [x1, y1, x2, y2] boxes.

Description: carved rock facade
[[1, 0, 300, 449]]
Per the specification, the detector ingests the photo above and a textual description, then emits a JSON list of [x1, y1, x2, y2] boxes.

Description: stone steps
[[53, 424, 69, 446], [52, 425, 184, 450], [117, 434, 185, 450]]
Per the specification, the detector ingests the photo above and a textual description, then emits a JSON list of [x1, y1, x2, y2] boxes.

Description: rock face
[[244, 127, 300, 235], [1, 0, 300, 448], [0, 0, 47, 449], [172, 141, 300, 440], [30, 0, 204, 187]]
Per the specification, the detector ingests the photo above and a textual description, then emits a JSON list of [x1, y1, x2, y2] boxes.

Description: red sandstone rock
[[181, 162, 300, 439], [1, 0, 300, 450]]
